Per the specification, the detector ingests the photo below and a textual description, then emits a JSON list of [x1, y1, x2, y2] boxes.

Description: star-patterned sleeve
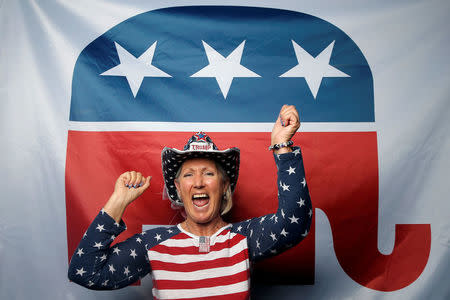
[[67, 209, 151, 290], [233, 147, 312, 261]]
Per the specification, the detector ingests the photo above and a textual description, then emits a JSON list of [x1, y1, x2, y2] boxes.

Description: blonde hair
[[174, 159, 233, 215]]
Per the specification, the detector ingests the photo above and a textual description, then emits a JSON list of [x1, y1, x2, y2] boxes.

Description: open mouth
[[192, 193, 210, 208]]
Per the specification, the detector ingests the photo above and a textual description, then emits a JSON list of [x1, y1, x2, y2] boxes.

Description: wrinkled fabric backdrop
[[1, 0, 449, 299]]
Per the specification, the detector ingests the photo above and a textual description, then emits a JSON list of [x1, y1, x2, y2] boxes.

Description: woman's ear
[[223, 180, 230, 195], [174, 180, 180, 193]]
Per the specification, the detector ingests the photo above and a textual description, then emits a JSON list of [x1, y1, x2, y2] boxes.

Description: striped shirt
[[149, 225, 250, 299], [68, 147, 312, 299]]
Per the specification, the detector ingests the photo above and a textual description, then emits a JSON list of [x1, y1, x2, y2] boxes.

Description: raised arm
[[233, 105, 312, 261], [68, 171, 152, 289]]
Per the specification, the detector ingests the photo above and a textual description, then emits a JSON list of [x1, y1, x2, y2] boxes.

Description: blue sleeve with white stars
[[67, 210, 178, 290], [232, 147, 312, 262]]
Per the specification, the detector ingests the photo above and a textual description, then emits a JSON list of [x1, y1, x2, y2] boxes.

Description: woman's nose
[[193, 174, 205, 188]]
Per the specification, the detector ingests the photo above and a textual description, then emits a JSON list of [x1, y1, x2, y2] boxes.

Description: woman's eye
[[205, 171, 215, 176], [183, 173, 192, 177]]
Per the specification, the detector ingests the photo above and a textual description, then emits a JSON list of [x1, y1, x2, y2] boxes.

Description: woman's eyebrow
[[183, 166, 214, 172]]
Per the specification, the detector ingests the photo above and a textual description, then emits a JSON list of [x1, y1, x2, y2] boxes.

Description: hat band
[[188, 142, 214, 151]]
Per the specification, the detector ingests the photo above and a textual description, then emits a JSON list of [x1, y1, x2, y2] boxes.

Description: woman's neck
[[182, 217, 228, 237]]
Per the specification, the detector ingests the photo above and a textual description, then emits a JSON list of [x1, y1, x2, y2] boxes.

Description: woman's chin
[[187, 209, 219, 225], [189, 214, 213, 225], [188, 201, 213, 221]]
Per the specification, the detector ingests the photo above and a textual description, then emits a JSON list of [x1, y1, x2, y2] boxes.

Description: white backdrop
[[1, 0, 449, 299]]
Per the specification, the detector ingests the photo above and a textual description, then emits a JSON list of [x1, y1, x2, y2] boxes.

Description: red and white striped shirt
[[149, 225, 250, 299]]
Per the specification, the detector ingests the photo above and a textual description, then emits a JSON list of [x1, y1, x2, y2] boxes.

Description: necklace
[[183, 220, 215, 253]]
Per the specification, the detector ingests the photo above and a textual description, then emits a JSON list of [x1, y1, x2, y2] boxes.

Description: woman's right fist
[[112, 171, 151, 207]]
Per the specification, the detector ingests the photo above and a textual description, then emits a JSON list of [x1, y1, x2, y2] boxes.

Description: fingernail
[[281, 119, 285, 127], [126, 184, 129, 187], [139, 183, 143, 187]]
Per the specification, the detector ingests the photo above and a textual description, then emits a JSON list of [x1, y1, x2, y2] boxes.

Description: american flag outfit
[[68, 147, 312, 299]]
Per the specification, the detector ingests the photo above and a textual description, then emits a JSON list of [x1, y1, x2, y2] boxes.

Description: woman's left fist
[[271, 105, 300, 146]]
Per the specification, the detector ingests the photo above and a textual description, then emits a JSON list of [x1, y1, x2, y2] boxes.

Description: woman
[[68, 105, 312, 299]]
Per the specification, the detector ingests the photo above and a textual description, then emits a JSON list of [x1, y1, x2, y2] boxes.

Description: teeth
[[192, 194, 209, 208]]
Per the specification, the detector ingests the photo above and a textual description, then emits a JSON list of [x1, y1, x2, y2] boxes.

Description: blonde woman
[[68, 105, 312, 299]]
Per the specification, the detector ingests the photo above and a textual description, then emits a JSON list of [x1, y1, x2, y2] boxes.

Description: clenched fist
[[271, 105, 301, 153], [104, 171, 151, 222]]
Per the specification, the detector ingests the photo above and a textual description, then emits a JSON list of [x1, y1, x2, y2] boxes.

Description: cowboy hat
[[161, 132, 240, 206]]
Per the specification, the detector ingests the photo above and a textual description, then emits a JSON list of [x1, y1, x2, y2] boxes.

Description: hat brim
[[161, 147, 240, 205]]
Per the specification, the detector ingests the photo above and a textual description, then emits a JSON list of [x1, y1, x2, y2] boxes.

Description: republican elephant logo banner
[[65, 6, 430, 291]]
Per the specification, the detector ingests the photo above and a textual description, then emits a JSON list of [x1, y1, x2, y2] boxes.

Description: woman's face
[[175, 158, 227, 225]]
